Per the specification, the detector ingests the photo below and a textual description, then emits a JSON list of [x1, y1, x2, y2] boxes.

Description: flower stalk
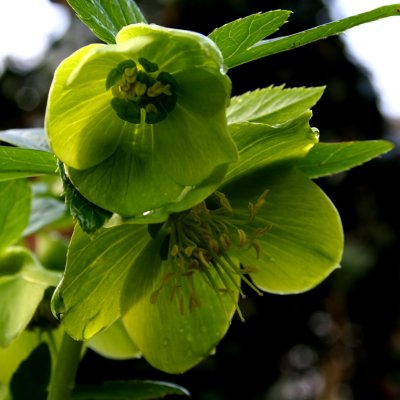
[[47, 332, 83, 400]]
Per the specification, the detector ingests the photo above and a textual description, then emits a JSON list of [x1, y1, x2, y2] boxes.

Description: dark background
[[1, 1, 399, 399]]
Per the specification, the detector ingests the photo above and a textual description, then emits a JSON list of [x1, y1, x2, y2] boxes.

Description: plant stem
[[47, 332, 83, 400]]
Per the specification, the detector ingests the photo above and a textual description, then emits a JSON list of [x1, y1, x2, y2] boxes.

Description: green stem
[[47, 332, 83, 400]]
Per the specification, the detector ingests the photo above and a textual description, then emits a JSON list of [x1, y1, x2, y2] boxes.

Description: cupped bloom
[[52, 167, 343, 373], [45, 24, 237, 218], [120, 167, 343, 373]]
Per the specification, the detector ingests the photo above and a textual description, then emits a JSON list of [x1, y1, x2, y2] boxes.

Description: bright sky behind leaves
[[328, 0, 400, 119], [0, 0, 69, 74], [0, 0, 398, 118]]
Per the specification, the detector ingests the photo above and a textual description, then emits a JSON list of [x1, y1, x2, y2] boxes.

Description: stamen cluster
[[106, 58, 178, 124], [150, 190, 270, 319]]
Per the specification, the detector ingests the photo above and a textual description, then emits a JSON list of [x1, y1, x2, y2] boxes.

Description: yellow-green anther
[[125, 67, 137, 77], [237, 229, 247, 247], [120, 84, 130, 93], [163, 85, 172, 96], [126, 75, 136, 84], [145, 103, 158, 113], [170, 244, 179, 257], [125, 70, 138, 84], [134, 81, 147, 96], [147, 81, 172, 97], [111, 85, 120, 97]]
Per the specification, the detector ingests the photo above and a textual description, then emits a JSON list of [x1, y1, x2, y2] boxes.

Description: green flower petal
[[116, 24, 225, 72], [67, 140, 228, 218], [46, 24, 237, 215], [156, 67, 234, 185], [123, 259, 239, 374], [88, 319, 141, 360], [222, 168, 343, 293], [45, 44, 128, 170]]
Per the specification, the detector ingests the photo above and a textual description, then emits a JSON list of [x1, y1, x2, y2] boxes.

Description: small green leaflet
[[227, 86, 324, 125], [67, 0, 147, 44], [224, 112, 318, 186], [296, 140, 394, 179], [72, 380, 190, 400], [211, 4, 400, 68], [0, 147, 57, 181], [209, 10, 291, 68], [0, 180, 31, 253]]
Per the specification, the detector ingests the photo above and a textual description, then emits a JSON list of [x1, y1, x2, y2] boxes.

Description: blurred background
[[1, 0, 399, 399]]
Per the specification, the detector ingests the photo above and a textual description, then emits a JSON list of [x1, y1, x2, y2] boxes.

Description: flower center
[[150, 190, 270, 319], [106, 58, 178, 124]]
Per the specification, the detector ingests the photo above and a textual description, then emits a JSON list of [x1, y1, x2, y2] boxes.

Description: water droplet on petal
[[50, 282, 65, 320]]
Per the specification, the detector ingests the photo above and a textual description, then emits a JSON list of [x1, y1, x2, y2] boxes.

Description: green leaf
[[223, 112, 318, 186], [0, 129, 50, 152], [10, 343, 50, 400], [222, 168, 343, 293], [23, 197, 67, 237], [0, 147, 57, 181], [209, 10, 291, 67], [123, 259, 239, 373], [296, 140, 394, 179], [0, 180, 31, 253], [88, 319, 141, 360], [52, 224, 151, 341], [0, 247, 61, 347], [227, 86, 324, 125], [223, 4, 400, 68], [67, 0, 146, 44], [72, 380, 190, 400]]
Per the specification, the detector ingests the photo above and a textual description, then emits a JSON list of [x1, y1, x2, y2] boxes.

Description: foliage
[[0, 0, 398, 399]]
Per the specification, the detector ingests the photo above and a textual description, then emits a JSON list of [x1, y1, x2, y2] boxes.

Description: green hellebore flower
[[45, 24, 237, 218], [120, 168, 343, 373], [52, 168, 343, 374]]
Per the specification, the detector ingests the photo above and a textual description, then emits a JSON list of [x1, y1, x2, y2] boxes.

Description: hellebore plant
[[0, 0, 399, 399]]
